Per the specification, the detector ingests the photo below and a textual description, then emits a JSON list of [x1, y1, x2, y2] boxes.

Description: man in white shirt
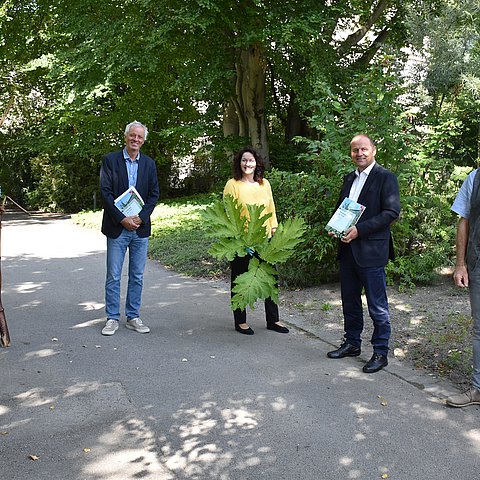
[[327, 135, 401, 373]]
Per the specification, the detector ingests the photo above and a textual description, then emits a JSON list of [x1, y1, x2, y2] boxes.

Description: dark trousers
[[339, 245, 391, 355], [230, 254, 279, 326]]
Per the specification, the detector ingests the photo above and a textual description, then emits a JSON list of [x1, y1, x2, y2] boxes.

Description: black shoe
[[267, 323, 289, 334], [235, 324, 254, 335], [327, 342, 361, 359], [362, 353, 388, 373]]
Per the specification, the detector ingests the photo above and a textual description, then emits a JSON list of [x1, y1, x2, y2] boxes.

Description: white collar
[[355, 160, 376, 177]]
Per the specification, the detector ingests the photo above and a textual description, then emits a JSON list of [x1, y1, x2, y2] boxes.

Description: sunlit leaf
[[231, 257, 278, 311], [203, 195, 305, 311]]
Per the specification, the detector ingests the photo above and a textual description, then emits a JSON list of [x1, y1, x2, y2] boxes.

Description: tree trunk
[[223, 100, 240, 138], [0, 96, 14, 129], [285, 92, 314, 142], [234, 44, 270, 167], [0, 204, 11, 347], [222, 100, 240, 164]]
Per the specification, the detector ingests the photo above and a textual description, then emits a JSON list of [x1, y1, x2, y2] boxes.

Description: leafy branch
[[203, 194, 306, 311]]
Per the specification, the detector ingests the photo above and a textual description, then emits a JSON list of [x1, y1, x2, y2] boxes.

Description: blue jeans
[[105, 229, 149, 320], [340, 247, 391, 355], [467, 261, 480, 391]]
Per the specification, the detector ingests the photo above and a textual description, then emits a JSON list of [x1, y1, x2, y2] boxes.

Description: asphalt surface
[[0, 212, 479, 480]]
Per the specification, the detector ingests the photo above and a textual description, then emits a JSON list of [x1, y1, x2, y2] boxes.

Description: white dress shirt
[[348, 160, 376, 202]]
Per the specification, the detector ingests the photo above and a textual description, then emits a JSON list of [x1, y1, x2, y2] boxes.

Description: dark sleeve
[[100, 154, 125, 225], [138, 159, 160, 224], [356, 171, 400, 237]]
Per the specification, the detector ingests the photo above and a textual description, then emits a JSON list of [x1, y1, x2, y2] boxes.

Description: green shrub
[[267, 170, 340, 287]]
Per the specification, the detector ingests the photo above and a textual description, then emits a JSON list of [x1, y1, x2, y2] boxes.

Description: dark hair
[[232, 147, 265, 184]]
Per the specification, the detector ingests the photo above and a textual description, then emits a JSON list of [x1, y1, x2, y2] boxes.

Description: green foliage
[[1, 0, 419, 211], [148, 195, 228, 278], [267, 170, 339, 286], [203, 194, 306, 310], [231, 257, 279, 311]]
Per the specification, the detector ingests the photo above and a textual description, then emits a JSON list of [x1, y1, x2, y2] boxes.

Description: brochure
[[114, 186, 144, 216], [325, 197, 366, 238]]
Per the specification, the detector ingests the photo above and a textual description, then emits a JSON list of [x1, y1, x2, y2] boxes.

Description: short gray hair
[[124, 121, 148, 140]]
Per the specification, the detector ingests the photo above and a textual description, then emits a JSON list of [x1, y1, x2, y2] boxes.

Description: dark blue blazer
[[100, 150, 160, 238], [337, 163, 400, 268]]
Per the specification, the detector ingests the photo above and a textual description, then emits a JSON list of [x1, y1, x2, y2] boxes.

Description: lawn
[[72, 193, 228, 279]]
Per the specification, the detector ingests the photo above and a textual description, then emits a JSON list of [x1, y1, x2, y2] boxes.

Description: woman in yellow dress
[[223, 147, 289, 335]]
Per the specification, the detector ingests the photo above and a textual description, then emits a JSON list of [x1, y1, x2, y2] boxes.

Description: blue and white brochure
[[114, 186, 144, 217], [325, 197, 365, 238]]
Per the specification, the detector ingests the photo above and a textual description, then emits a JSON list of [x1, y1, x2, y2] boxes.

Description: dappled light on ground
[[25, 348, 59, 359], [159, 398, 274, 478]]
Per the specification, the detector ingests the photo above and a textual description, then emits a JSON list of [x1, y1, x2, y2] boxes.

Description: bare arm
[[453, 217, 469, 288]]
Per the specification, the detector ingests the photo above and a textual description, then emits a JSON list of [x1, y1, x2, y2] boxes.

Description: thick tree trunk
[[285, 92, 314, 142], [228, 43, 269, 167], [222, 100, 240, 164], [223, 100, 239, 138]]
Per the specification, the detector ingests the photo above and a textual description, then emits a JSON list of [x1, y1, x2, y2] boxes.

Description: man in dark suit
[[327, 134, 400, 373], [100, 121, 160, 336]]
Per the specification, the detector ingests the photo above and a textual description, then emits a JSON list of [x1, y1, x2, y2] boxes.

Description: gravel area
[[279, 271, 474, 388]]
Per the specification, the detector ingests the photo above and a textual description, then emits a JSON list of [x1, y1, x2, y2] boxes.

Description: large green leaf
[[231, 257, 278, 311], [258, 217, 307, 264], [202, 194, 305, 311], [208, 237, 247, 262], [203, 197, 244, 239], [244, 202, 270, 249], [224, 194, 249, 234]]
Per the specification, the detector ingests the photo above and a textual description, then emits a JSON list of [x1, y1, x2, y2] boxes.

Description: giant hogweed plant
[[203, 194, 306, 311]]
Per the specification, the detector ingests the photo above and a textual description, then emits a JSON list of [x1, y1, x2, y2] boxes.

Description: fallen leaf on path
[[29, 455, 40, 461], [377, 395, 388, 406], [83, 448, 91, 453]]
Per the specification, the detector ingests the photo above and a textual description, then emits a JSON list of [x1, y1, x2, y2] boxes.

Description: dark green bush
[[267, 170, 340, 287]]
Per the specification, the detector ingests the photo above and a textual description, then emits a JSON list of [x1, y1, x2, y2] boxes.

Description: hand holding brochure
[[325, 197, 365, 238], [114, 186, 144, 217]]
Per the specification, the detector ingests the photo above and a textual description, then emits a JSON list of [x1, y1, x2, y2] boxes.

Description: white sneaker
[[102, 319, 119, 336], [126, 318, 150, 334]]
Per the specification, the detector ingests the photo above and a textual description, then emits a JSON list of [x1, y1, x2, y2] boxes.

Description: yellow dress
[[223, 178, 278, 237]]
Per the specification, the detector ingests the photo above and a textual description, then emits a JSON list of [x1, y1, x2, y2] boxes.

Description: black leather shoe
[[327, 342, 361, 359], [235, 324, 254, 335], [267, 323, 289, 334], [362, 353, 388, 373]]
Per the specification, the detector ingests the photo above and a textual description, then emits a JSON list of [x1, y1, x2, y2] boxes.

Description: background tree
[[1, 0, 421, 210]]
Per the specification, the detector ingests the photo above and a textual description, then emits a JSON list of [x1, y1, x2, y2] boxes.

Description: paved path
[[0, 213, 479, 480]]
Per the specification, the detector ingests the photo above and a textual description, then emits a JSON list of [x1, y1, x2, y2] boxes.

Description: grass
[[72, 193, 228, 279]]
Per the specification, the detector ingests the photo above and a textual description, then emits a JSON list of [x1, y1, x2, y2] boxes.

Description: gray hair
[[124, 121, 148, 140]]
